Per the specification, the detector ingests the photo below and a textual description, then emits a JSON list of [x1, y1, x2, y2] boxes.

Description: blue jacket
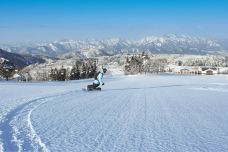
[[93, 72, 104, 86]]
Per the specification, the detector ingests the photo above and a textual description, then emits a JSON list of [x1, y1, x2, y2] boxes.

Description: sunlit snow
[[0, 75, 228, 152]]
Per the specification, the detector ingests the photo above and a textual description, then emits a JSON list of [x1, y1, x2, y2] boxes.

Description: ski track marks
[[0, 90, 78, 152], [32, 90, 137, 152]]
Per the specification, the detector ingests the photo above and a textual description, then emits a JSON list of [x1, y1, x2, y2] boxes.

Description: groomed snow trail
[[1, 75, 228, 152]]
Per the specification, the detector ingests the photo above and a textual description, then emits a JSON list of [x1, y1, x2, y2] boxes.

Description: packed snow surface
[[0, 75, 228, 152]]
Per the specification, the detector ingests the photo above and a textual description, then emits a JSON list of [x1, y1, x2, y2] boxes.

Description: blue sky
[[0, 0, 228, 43]]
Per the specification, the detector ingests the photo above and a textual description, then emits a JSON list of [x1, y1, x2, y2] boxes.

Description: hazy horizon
[[1, 0, 228, 43], [1, 34, 228, 45]]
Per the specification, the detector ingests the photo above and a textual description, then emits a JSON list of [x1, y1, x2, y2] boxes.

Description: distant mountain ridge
[[1, 34, 227, 58], [0, 49, 45, 68]]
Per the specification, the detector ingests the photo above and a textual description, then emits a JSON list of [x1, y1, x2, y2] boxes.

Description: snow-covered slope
[[1, 75, 228, 151], [1, 34, 227, 58]]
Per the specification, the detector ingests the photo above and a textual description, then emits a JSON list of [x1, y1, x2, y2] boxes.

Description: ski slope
[[0, 75, 228, 152]]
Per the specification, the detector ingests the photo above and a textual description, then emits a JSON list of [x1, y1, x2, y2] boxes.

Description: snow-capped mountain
[[1, 34, 227, 58]]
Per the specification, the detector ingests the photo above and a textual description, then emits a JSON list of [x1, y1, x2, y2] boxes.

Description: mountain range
[[0, 49, 45, 68], [1, 34, 227, 58]]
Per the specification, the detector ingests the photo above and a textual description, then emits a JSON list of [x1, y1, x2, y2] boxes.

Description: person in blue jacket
[[87, 68, 107, 90]]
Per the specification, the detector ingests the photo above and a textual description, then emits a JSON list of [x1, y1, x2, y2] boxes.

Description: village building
[[201, 67, 218, 75], [165, 65, 220, 75]]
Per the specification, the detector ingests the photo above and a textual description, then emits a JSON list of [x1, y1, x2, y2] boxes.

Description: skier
[[86, 68, 107, 91]]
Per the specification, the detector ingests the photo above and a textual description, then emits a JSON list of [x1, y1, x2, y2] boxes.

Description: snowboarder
[[86, 68, 107, 91]]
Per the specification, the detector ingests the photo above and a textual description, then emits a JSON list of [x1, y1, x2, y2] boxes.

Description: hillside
[[0, 49, 45, 68]]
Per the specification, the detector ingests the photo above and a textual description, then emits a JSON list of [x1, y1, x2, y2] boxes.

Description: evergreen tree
[[70, 66, 77, 80], [80, 64, 86, 79], [0, 60, 16, 81], [58, 66, 66, 81], [75, 64, 80, 80]]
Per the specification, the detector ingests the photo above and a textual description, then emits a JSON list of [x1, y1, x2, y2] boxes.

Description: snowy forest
[[1, 53, 228, 81], [124, 52, 228, 75], [0, 57, 99, 81], [124, 52, 167, 74], [49, 59, 97, 81]]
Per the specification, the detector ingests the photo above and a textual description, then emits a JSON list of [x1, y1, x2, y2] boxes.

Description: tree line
[[49, 60, 97, 81], [124, 52, 167, 75], [0, 58, 99, 81], [39, 58, 97, 81]]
